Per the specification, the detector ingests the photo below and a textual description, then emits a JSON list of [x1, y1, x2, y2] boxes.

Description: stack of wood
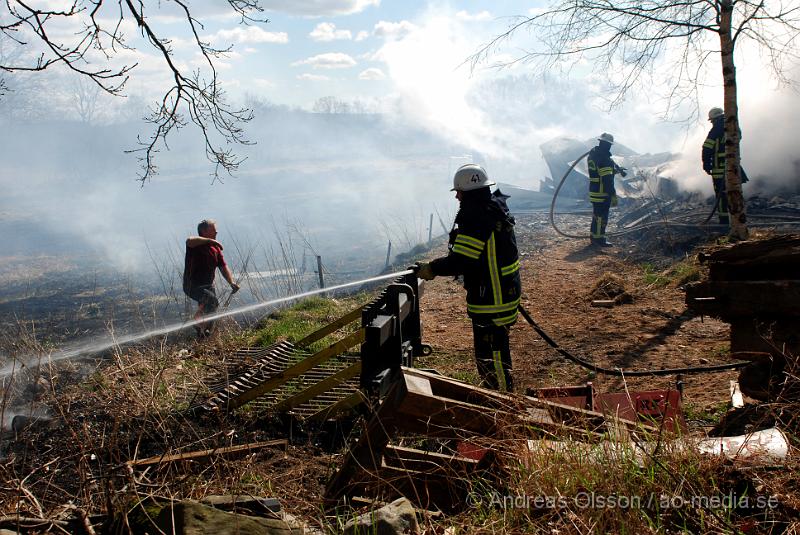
[[686, 234, 800, 400], [324, 368, 654, 512]]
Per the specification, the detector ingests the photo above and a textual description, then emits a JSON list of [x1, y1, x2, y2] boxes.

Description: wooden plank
[[296, 306, 363, 348], [128, 439, 288, 468], [402, 368, 520, 411], [224, 329, 365, 410], [382, 445, 478, 474], [702, 235, 800, 264], [272, 362, 361, 414], [686, 280, 800, 317], [308, 392, 366, 422]]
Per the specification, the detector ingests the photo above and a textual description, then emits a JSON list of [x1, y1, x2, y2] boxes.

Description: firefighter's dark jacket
[[702, 118, 725, 179], [587, 144, 619, 204], [430, 188, 521, 327]]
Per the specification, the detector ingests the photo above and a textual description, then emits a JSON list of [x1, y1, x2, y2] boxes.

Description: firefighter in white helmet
[[702, 106, 748, 225], [588, 133, 626, 247], [416, 164, 521, 392]]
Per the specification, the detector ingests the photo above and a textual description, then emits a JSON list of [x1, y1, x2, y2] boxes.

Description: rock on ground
[[342, 498, 419, 535], [153, 500, 314, 535]]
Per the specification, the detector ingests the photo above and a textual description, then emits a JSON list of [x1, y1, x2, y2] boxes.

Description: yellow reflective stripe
[[486, 233, 502, 305], [703, 139, 715, 148], [452, 244, 480, 259], [500, 260, 520, 276], [454, 241, 483, 254], [455, 234, 485, 249], [591, 216, 604, 237], [493, 350, 508, 392], [598, 167, 614, 176], [467, 298, 521, 314], [492, 311, 518, 326], [589, 177, 600, 183]]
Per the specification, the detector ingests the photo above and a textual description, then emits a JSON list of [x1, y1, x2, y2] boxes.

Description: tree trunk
[[718, 0, 749, 240]]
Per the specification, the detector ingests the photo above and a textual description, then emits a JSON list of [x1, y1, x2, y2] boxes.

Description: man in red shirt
[[183, 219, 239, 337]]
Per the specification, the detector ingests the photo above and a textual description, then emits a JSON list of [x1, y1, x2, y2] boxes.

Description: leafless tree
[[473, 0, 800, 240], [0, 0, 270, 183], [73, 76, 100, 123]]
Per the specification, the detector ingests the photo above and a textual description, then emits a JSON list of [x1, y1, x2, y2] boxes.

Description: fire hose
[[548, 151, 732, 239], [517, 304, 750, 376]]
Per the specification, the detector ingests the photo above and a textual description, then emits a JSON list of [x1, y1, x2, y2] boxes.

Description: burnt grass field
[[0, 214, 799, 534]]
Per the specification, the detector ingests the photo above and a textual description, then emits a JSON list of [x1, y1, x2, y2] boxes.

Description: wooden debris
[[687, 233, 800, 400], [591, 299, 615, 308], [325, 368, 656, 511], [128, 439, 287, 469]]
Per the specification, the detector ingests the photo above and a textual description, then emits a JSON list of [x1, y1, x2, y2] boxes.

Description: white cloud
[[253, 78, 277, 89], [309, 22, 352, 41], [455, 10, 492, 22], [297, 73, 331, 81], [358, 67, 386, 80], [373, 20, 417, 40], [259, 0, 379, 16], [212, 26, 289, 45], [292, 52, 357, 69], [358, 49, 385, 62], [355, 30, 370, 41]]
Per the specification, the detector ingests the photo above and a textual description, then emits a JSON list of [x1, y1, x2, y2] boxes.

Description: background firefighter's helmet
[[708, 107, 724, 120], [451, 163, 495, 192], [597, 132, 615, 144]]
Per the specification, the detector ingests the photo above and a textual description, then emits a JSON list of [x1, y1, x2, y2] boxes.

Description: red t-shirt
[[183, 243, 227, 290]]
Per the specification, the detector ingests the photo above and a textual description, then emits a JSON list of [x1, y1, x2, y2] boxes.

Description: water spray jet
[[0, 269, 415, 378]]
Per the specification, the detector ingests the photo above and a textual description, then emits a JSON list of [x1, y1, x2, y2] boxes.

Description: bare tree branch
[[0, 0, 270, 183]]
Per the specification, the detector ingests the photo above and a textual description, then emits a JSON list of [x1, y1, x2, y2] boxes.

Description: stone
[[341, 498, 419, 535], [200, 495, 282, 515], [154, 500, 310, 535]]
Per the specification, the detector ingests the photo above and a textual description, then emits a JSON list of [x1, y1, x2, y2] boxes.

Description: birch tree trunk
[[719, 0, 749, 240]]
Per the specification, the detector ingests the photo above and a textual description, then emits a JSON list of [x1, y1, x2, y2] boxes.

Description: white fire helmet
[[451, 164, 495, 192], [597, 132, 615, 144], [708, 107, 724, 120]]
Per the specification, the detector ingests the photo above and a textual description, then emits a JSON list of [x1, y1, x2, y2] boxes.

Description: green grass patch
[[249, 293, 371, 350], [642, 260, 701, 288], [684, 400, 730, 425]]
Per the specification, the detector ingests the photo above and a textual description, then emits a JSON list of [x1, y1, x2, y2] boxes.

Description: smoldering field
[[0, 104, 472, 373], [3, 64, 800, 377]]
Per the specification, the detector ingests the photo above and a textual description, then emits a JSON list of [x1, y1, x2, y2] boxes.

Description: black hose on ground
[[518, 305, 749, 377]]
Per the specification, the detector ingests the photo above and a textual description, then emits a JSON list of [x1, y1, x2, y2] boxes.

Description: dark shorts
[[186, 285, 219, 313]]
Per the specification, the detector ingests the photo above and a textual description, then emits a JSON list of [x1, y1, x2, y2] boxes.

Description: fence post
[[316, 255, 325, 289], [384, 241, 392, 270], [428, 213, 433, 246]]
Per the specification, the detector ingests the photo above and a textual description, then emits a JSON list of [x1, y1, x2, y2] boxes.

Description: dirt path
[[418, 213, 735, 412]]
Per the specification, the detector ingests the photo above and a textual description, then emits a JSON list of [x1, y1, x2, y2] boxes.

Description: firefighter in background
[[416, 164, 521, 392], [702, 106, 748, 225], [588, 132, 626, 247]]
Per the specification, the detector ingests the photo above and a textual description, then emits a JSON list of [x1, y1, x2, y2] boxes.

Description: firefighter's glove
[[611, 195, 619, 207], [416, 263, 436, 281], [620, 169, 627, 178]]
